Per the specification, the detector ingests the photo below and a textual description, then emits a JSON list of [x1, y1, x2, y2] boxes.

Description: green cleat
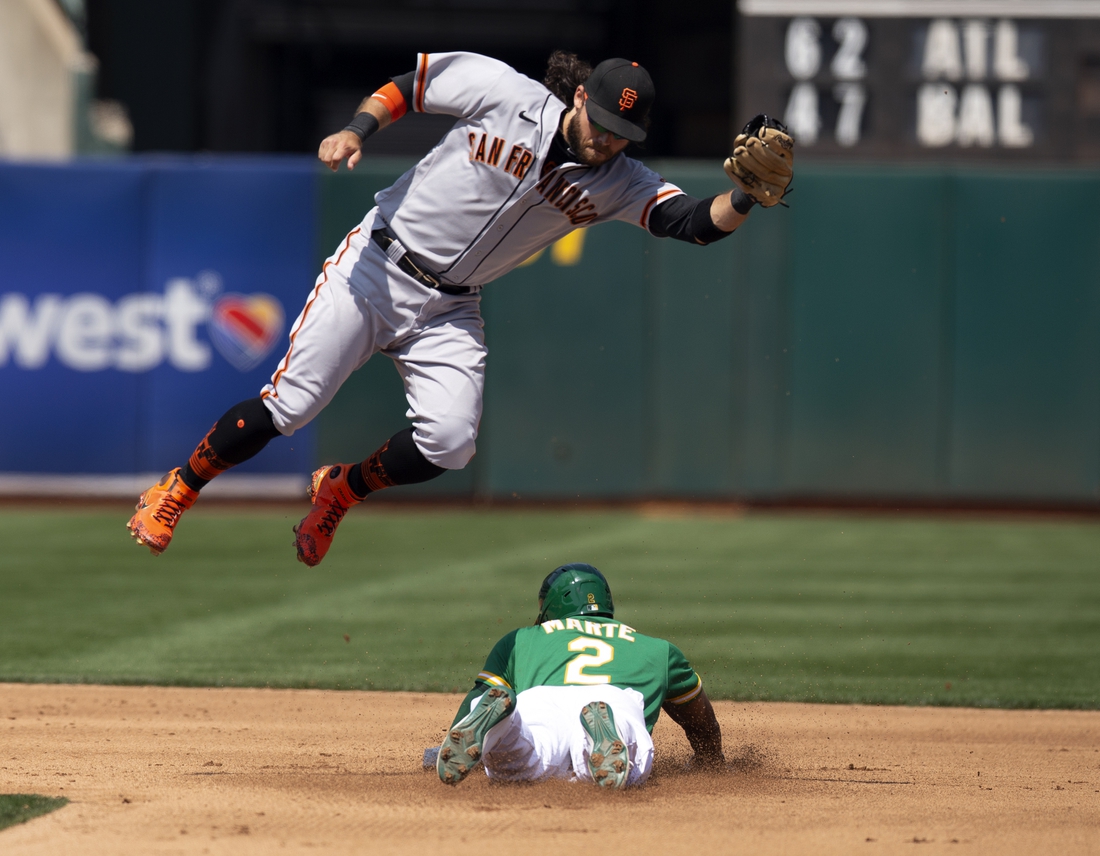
[[437, 687, 516, 785], [580, 701, 630, 789]]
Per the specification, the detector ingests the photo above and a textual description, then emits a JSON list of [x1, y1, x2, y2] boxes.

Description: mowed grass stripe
[[612, 516, 1099, 708], [0, 508, 647, 690], [69, 512, 648, 687], [0, 508, 1096, 707]]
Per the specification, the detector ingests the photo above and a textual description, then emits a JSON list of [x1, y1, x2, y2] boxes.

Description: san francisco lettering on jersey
[[376, 52, 683, 283], [534, 169, 599, 226], [467, 132, 536, 180]]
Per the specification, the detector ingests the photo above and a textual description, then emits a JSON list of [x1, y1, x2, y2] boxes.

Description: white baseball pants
[[477, 684, 655, 787], [260, 208, 486, 470]]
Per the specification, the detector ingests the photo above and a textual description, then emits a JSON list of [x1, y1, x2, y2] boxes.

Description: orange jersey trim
[[414, 53, 429, 112], [265, 227, 362, 399], [640, 187, 681, 231], [371, 81, 407, 121]]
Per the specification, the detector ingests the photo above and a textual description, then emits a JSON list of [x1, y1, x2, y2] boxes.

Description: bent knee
[[261, 371, 342, 436], [414, 415, 478, 470]]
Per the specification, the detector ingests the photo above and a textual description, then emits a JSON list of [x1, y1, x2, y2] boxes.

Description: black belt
[[371, 228, 475, 295]]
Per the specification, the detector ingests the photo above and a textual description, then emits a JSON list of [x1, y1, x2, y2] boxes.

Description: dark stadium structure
[[84, 0, 735, 159]]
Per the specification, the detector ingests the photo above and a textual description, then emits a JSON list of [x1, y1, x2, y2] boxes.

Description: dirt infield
[[1, 684, 1097, 855]]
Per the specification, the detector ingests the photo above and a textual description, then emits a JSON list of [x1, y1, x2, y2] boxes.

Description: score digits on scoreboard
[[779, 16, 1036, 151]]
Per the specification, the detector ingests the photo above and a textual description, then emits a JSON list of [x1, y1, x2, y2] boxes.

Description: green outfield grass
[[0, 506, 1097, 709]]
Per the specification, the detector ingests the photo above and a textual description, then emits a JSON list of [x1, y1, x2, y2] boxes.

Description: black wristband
[[343, 112, 380, 142], [731, 189, 756, 215]]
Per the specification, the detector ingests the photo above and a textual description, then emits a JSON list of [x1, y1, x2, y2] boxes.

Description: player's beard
[[566, 112, 616, 167]]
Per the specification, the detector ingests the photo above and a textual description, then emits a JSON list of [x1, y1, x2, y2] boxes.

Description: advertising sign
[[0, 159, 317, 476]]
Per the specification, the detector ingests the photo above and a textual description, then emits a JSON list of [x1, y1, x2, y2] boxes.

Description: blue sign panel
[[0, 157, 318, 475]]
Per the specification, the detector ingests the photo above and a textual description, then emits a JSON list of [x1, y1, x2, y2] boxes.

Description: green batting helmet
[[535, 563, 614, 624]]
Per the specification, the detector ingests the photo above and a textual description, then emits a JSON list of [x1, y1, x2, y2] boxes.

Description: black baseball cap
[[582, 58, 654, 143]]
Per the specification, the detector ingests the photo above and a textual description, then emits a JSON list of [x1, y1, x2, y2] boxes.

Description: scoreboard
[[737, 0, 1100, 161]]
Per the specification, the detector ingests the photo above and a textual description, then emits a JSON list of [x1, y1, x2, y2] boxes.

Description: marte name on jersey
[[540, 618, 636, 640]]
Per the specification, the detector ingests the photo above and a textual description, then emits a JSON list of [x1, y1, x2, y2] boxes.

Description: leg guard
[[346, 428, 446, 498], [182, 397, 282, 491]]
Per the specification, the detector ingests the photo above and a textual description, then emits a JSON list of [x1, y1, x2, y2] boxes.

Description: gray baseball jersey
[[375, 51, 685, 286]]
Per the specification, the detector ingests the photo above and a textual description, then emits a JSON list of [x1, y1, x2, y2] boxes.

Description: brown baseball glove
[[723, 114, 795, 208]]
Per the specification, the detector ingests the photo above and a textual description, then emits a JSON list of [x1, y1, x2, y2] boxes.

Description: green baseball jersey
[[474, 617, 702, 732]]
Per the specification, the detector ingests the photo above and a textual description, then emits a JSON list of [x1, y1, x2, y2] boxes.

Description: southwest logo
[[0, 278, 286, 374], [209, 293, 284, 372]]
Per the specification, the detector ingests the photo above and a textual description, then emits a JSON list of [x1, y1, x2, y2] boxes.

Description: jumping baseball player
[[127, 50, 794, 564], [435, 563, 724, 789]]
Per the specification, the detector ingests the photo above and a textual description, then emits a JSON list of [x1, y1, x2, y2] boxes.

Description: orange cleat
[[127, 468, 199, 556], [293, 464, 363, 567]]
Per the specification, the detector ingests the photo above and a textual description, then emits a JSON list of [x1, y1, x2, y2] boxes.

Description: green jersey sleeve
[[664, 641, 702, 705], [477, 628, 519, 689], [448, 629, 520, 729]]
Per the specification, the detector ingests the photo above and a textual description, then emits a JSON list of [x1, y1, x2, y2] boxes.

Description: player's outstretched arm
[[318, 72, 414, 172], [648, 191, 753, 245], [709, 191, 753, 233], [662, 689, 725, 769]]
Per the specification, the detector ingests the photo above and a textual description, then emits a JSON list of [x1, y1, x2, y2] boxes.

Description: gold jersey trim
[[477, 670, 512, 689], [666, 674, 702, 705]]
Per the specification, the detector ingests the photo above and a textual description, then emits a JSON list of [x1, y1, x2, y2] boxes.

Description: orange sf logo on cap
[[619, 88, 637, 111]]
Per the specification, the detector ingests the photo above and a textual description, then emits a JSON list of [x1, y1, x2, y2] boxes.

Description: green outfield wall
[[316, 161, 1100, 504]]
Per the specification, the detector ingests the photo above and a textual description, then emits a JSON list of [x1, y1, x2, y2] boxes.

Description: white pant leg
[[385, 297, 485, 470], [481, 685, 654, 787], [567, 685, 653, 787], [261, 212, 399, 435], [260, 206, 486, 469]]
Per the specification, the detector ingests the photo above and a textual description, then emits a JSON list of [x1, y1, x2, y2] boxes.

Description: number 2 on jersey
[[563, 637, 614, 685]]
